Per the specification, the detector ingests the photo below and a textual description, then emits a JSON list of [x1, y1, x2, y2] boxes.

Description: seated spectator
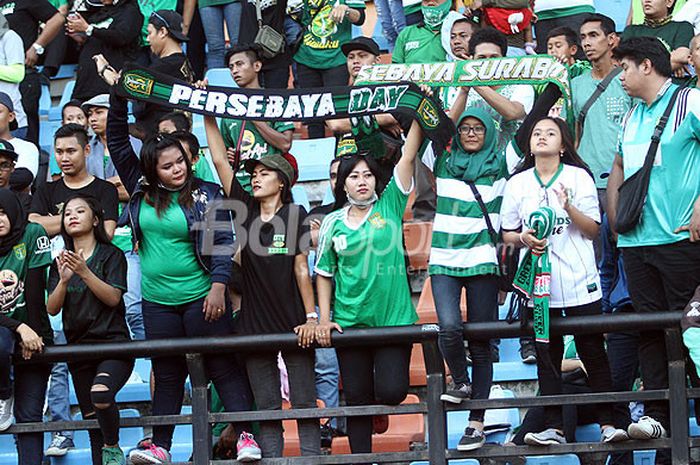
[[546, 26, 579, 67], [480, 0, 534, 55], [157, 112, 217, 183], [198, 0, 241, 69], [393, 0, 452, 64], [0, 92, 38, 178], [0, 189, 52, 465], [48, 100, 89, 180], [294, 0, 365, 139], [66, 0, 142, 102], [205, 114, 320, 460], [532, 0, 594, 56], [628, 0, 687, 26], [0, 140, 29, 212], [47, 195, 134, 465], [218, 45, 293, 192], [441, 13, 477, 62], [0, 14, 26, 139], [622, 0, 695, 77]]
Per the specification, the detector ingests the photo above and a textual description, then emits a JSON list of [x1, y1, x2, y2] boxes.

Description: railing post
[[186, 353, 211, 465], [422, 328, 448, 465], [665, 328, 689, 465]]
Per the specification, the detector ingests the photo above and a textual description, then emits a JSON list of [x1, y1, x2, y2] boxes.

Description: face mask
[[347, 191, 378, 209], [422, 1, 451, 30]]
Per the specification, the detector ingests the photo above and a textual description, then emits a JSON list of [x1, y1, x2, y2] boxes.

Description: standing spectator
[[44, 317, 75, 458], [532, 0, 595, 56], [0, 0, 63, 144], [48, 100, 88, 180], [177, 0, 206, 80], [294, 0, 365, 139], [393, 0, 451, 64], [198, 0, 241, 69], [573, 14, 632, 204], [0, 14, 26, 138], [157, 112, 218, 184], [41, 0, 68, 80], [607, 37, 700, 456], [0, 189, 52, 465], [238, 0, 290, 89], [47, 195, 134, 465], [546, 27, 579, 67], [66, 0, 142, 101], [313, 120, 421, 457], [628, 0, 686, 26], [0, 92, 38, 178], [218, 45, 293, 192], [375, 0, 406, 50], [622, 0, 695, 76]]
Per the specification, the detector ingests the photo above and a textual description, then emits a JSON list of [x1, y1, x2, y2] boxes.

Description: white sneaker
[[45, 433, 75, 456], [627, 416, 666, 440], [601, 426, 629, 443], [0, 396, 14, 431]]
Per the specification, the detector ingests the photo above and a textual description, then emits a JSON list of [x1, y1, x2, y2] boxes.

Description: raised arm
[[204, 115, 235, 196], [107, 91, 142, 195], [395, 120, 422, 190]]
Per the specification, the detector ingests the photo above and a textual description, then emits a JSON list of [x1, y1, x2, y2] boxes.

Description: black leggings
[[336, 344, 411, 458], [69, 358, 134, 465]]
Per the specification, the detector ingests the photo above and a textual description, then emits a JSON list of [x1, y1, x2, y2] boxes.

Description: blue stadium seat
[[53, 64, 78, 80], [292, 137, 336, 182], [0, 431, 16, 465], [492, 361, 538, 382], [204, 68, 237, 88], [49, 81, 75, 121], [292, 185, 311, 211], [634, 450, 656, 465], [575, 423, 600, 442], [170, 406, 193, 462], [444, 389, 519, 448], [593, 0, 629, 32], [525, 454, 580, 465], [192, 113, 206, 148], [411, 460, 479, 465], [39, 85, 51, 117], [133, 358, 152, 383], [39, 119, 62, 155]]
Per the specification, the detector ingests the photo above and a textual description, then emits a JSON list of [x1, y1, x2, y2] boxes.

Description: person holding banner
[[499, 116, 626, 446]]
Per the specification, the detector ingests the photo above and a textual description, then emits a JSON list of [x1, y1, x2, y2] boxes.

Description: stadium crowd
[[0, 0, 697, 464]]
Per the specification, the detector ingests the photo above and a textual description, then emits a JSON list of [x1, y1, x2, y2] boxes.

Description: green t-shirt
[[219, 118, 295, 191], [0, 223, 52, 326], [194, 152, 218, 184], [294, 0, 366, 69], [315, 174, 418, 328], [112, 207, 133, 253], [403, 1, 421, 16], [138, 193, 211, 305], [138, 0, 177, 46], [572, 70, 633, 189], [621, 21, 694, 52], [198, 0, 237, 8], [48, 0, 67, 9], [392, 23, 446, 64], [617, 83, 700, 248]]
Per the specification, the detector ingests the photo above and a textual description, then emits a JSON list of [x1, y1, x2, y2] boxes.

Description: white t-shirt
[[9, 137, 39, 177], [0, 30, 26, 129], [674, 0, 700, 34], [500, 164, 602, 308]]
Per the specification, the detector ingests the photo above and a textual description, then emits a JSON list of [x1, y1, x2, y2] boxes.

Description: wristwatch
[[85, 24, 94, 36], [32, 43, 44, 55]]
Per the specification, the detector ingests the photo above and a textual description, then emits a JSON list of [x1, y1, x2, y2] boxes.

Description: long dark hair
[[60, 195, 112, 252], [140, 133, 195, 216], [514, 117, 594, 178], [332, 154, 385, 211]]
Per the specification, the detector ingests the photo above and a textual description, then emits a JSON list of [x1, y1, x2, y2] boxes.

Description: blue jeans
[[199, 2, 242, 69], [142, 296, 252, 450], [374, 0, 405, 49], [15, 363, 51, 465], [124, 251, 145, 341], [315, 348, 339, 429], [47, 330, 73, 440], [0, 326, 14, 400], [432, 274, 498, 422]]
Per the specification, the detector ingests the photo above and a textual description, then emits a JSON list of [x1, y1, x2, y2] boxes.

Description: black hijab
[[0, 189, 27, 257]]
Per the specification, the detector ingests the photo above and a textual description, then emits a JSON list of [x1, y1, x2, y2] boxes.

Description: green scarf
[[512, 206, 557, 343], [445, 107, 502, 182], [422, 1, 451, 30]]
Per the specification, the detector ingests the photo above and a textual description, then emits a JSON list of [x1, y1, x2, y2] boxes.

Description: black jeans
[[535, 300, 614, 430], [432, 274, 498, 422], [142, 297, 253, 450], [336, 344, 411, 458], [69, 358, 134, 465], [19, 68, 42, 144], [15, 363, 51, 465], [261, 67, 291, 89], [295, 63, 349, 138], [245, 350, 319, 457], [622, 240, 700, 428]]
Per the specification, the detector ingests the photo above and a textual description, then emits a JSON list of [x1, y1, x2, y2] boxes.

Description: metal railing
[[6, 311, 695, 464]]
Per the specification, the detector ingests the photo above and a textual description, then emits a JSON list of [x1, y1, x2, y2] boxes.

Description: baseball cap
[[81, 94, 110, 112], [150, 10, 189, 43], [0, 14, 9, 40], [9, 168, 33, 191], [244, 153, 299, 186], [0, 139, 18, 162], [341, 36, 381, 56], [0, 92, 18, 131]]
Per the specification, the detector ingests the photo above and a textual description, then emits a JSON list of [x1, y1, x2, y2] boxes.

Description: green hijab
[[445, 107, 502, 182]]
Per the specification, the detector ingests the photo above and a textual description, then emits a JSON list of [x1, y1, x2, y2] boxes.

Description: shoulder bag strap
[[465, 180, 498, 243], [233, 120, 246, 170], [577, 67, 623, 137], [639, 85, 683, 173], [255, 0, 263, 27]]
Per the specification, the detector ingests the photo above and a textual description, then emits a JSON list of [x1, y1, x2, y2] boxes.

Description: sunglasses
[[150, 11, 171, 29]]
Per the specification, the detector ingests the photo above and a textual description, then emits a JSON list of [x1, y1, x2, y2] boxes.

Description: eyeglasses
[[0, 162, 13, 171], [457, 125, 486, 135], [150, 11, 170, 29]]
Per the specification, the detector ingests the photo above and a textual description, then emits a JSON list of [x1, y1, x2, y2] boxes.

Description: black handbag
[[466, 181, 519, 292], [616, 86, 685, 234]]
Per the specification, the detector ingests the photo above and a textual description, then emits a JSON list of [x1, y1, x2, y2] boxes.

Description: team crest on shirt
[[0, 269, 22, 314], [368, 212, 386, 229], [12, 243, 25, 261], [268, 234, 288, 254]]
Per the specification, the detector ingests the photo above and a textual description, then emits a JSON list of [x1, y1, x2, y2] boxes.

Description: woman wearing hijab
[[0, 189, 53, 465]]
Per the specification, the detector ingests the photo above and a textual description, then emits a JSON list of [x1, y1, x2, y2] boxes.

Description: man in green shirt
[[219, 44, 294, 192], [607, 37, 700, 457], [393, 0, 450, 64], [573, 14, 632, 198]]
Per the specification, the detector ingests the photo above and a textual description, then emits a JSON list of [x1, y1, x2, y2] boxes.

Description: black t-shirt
[[232, 178, 310, 334], [0, 0, 58, 50], [48, 243, 130, 343], [239, 0, 291, 71], [29, 177, 119, 223]]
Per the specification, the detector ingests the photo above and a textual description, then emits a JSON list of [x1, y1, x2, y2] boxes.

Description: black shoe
[[491, 344, 500, 363], [320, 423, 333, 448], [440, 383, 472, 404], [520, 343, 537, 364], [457, 427, 485, 451]]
